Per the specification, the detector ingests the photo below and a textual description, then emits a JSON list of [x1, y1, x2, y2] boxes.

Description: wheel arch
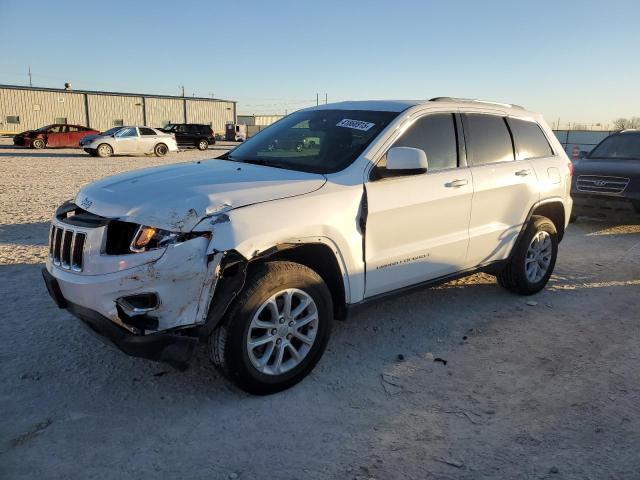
[[530, 199, 566, 241], [254, 242, 348, 320], [201, 240, 349, 338]]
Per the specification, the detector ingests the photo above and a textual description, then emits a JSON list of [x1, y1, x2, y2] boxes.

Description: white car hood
[[76, 160, 326, 232]]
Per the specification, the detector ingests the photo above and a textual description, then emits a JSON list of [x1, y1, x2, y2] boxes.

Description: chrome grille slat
[[52, 227, 62, 265], [576, 175, 630, 194], [61, 230, 73, 268], [49, 225, 87, 272], [71, 233, 86, 271]]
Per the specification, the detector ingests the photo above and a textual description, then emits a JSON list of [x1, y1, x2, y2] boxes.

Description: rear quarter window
[[507, 118, 553, 159]]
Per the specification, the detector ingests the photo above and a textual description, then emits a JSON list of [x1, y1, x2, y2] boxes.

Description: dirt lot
[[1, 138, 639, 479]]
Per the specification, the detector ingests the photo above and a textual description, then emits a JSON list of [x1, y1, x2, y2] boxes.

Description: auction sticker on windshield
[[336, 119, 375, 131]]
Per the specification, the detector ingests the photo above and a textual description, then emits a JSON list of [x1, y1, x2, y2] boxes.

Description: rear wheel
[[209, 261, 333, 395], [32, 138, 45, 149], [96, 143, 113, 158], [154, 143, 168, 156], [197, 139, 209, 151], [497, 215, 558, 295]]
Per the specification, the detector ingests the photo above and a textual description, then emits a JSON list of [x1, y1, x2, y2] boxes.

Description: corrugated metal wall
[[237, 115, 284, 126], [0, 87, 86, 133], [0, 85, 236, 134], [146, 97, 185, 128], [87, 94, 144, 131], [186, 99, 235, 135]]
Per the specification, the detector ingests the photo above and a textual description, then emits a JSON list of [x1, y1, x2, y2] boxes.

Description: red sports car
[[13, 124, 100, 149]]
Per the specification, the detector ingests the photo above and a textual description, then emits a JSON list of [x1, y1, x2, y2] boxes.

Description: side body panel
[[465, 159, 539, 265], [363, 168, 473, 296], [206, 182, 365, 304]]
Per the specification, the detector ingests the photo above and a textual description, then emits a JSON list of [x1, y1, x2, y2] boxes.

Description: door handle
[[445, 179, 468, 188], [515, 169, 532, 176]]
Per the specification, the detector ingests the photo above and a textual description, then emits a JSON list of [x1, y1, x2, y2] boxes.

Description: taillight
[[567, 162, 574, 176]]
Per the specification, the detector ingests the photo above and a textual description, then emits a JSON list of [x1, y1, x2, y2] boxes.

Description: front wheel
[[154, 143, 168, 156], [196, 139, 209, 150], [96, 143, 113, 158], [497, 215, 558, 295], [209, 261, 333, 395], [32, 138, 45, 149]]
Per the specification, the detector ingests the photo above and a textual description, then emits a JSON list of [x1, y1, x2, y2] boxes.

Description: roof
[[0, 83, 236, 104], [305, 97, 529, 113]]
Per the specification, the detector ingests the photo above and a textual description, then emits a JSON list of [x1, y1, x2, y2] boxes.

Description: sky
[[1, 0, 639, 127]]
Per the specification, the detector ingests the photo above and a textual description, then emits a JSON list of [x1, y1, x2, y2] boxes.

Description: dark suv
[[161, 124, 215, 150], [571, 130, 640, 219]]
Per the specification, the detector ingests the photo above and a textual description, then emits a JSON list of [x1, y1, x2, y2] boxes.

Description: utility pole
[[28, 65, 32, 87], [210, 93, 215, 99], [180, 86, 185, 97], [325, 93, 328, 104], [316, 93, 319, 106]]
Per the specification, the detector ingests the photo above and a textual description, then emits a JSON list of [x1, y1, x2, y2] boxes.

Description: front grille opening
[[49, 225, 87, 271], [72, 233, 86, 270], [105, 221, 139, 255], [52, 228, 63, 264], [61, 230, 73, 268]]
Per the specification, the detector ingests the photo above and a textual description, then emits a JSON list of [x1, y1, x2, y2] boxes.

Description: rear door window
[[507, 118, 553, 159], [464, 114, 514, 166], [139, 127, 157, 136]]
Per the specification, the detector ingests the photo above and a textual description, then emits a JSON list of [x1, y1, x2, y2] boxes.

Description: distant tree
[[613, 117, 640, 130]]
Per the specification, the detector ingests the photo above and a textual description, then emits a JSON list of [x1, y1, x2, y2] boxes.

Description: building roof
[[0, 83, 235, 104]]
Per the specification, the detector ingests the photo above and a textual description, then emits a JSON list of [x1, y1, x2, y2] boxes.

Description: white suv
[[43, 98, 573, 394]]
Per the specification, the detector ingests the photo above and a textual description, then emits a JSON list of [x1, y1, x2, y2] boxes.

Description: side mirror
[[386, 147, 428, 172], [579, 150, 588, 159]]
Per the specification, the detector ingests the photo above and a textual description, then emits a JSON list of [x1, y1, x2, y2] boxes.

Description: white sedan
[[80, 126, 179, 157]]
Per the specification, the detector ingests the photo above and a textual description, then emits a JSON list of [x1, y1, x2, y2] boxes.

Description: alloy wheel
[[246, 288, 319, 376], [525, 230, 552, 283]]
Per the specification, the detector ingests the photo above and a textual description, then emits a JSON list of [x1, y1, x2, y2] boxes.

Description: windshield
[[588, 133, 640, 160], [101, 127, 123, 136], [35, 125, 53, 132], [226, 109, 399, 174], [163, 124, 177, 131]]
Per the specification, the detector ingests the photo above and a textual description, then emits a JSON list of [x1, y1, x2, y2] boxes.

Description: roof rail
[[429, 97, 525, 110]]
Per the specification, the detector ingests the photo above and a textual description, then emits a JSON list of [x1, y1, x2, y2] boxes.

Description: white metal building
[[0, 84, 236, 135], [237, 114, 284, 126]]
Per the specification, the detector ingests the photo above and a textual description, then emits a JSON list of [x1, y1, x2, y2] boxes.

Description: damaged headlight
[[105, 221, 210, 255], [130, 226, 181, 253], [130, 225, 211, 253]]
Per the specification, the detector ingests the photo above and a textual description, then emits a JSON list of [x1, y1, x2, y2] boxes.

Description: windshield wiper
[[240, 159, 288, 169]]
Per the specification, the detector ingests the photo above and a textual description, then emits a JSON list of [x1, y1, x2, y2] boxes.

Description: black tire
[[569, 213, 578, 223], [154, 143, 168, 157], [32, 138, 45, 149], [196, 138, 209, 151], [497, 215, 558, 295], [96, 143, 113, 158], [209, 261, 333, 395]]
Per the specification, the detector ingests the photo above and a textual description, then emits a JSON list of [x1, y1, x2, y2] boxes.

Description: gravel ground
[[1, 138, 639, 479]]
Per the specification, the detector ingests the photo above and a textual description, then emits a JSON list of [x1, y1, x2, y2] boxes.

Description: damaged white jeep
[[43, 98, 573, 394]]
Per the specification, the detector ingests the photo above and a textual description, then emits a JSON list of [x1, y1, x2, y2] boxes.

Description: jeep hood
[[76, 160, 326, 232]]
